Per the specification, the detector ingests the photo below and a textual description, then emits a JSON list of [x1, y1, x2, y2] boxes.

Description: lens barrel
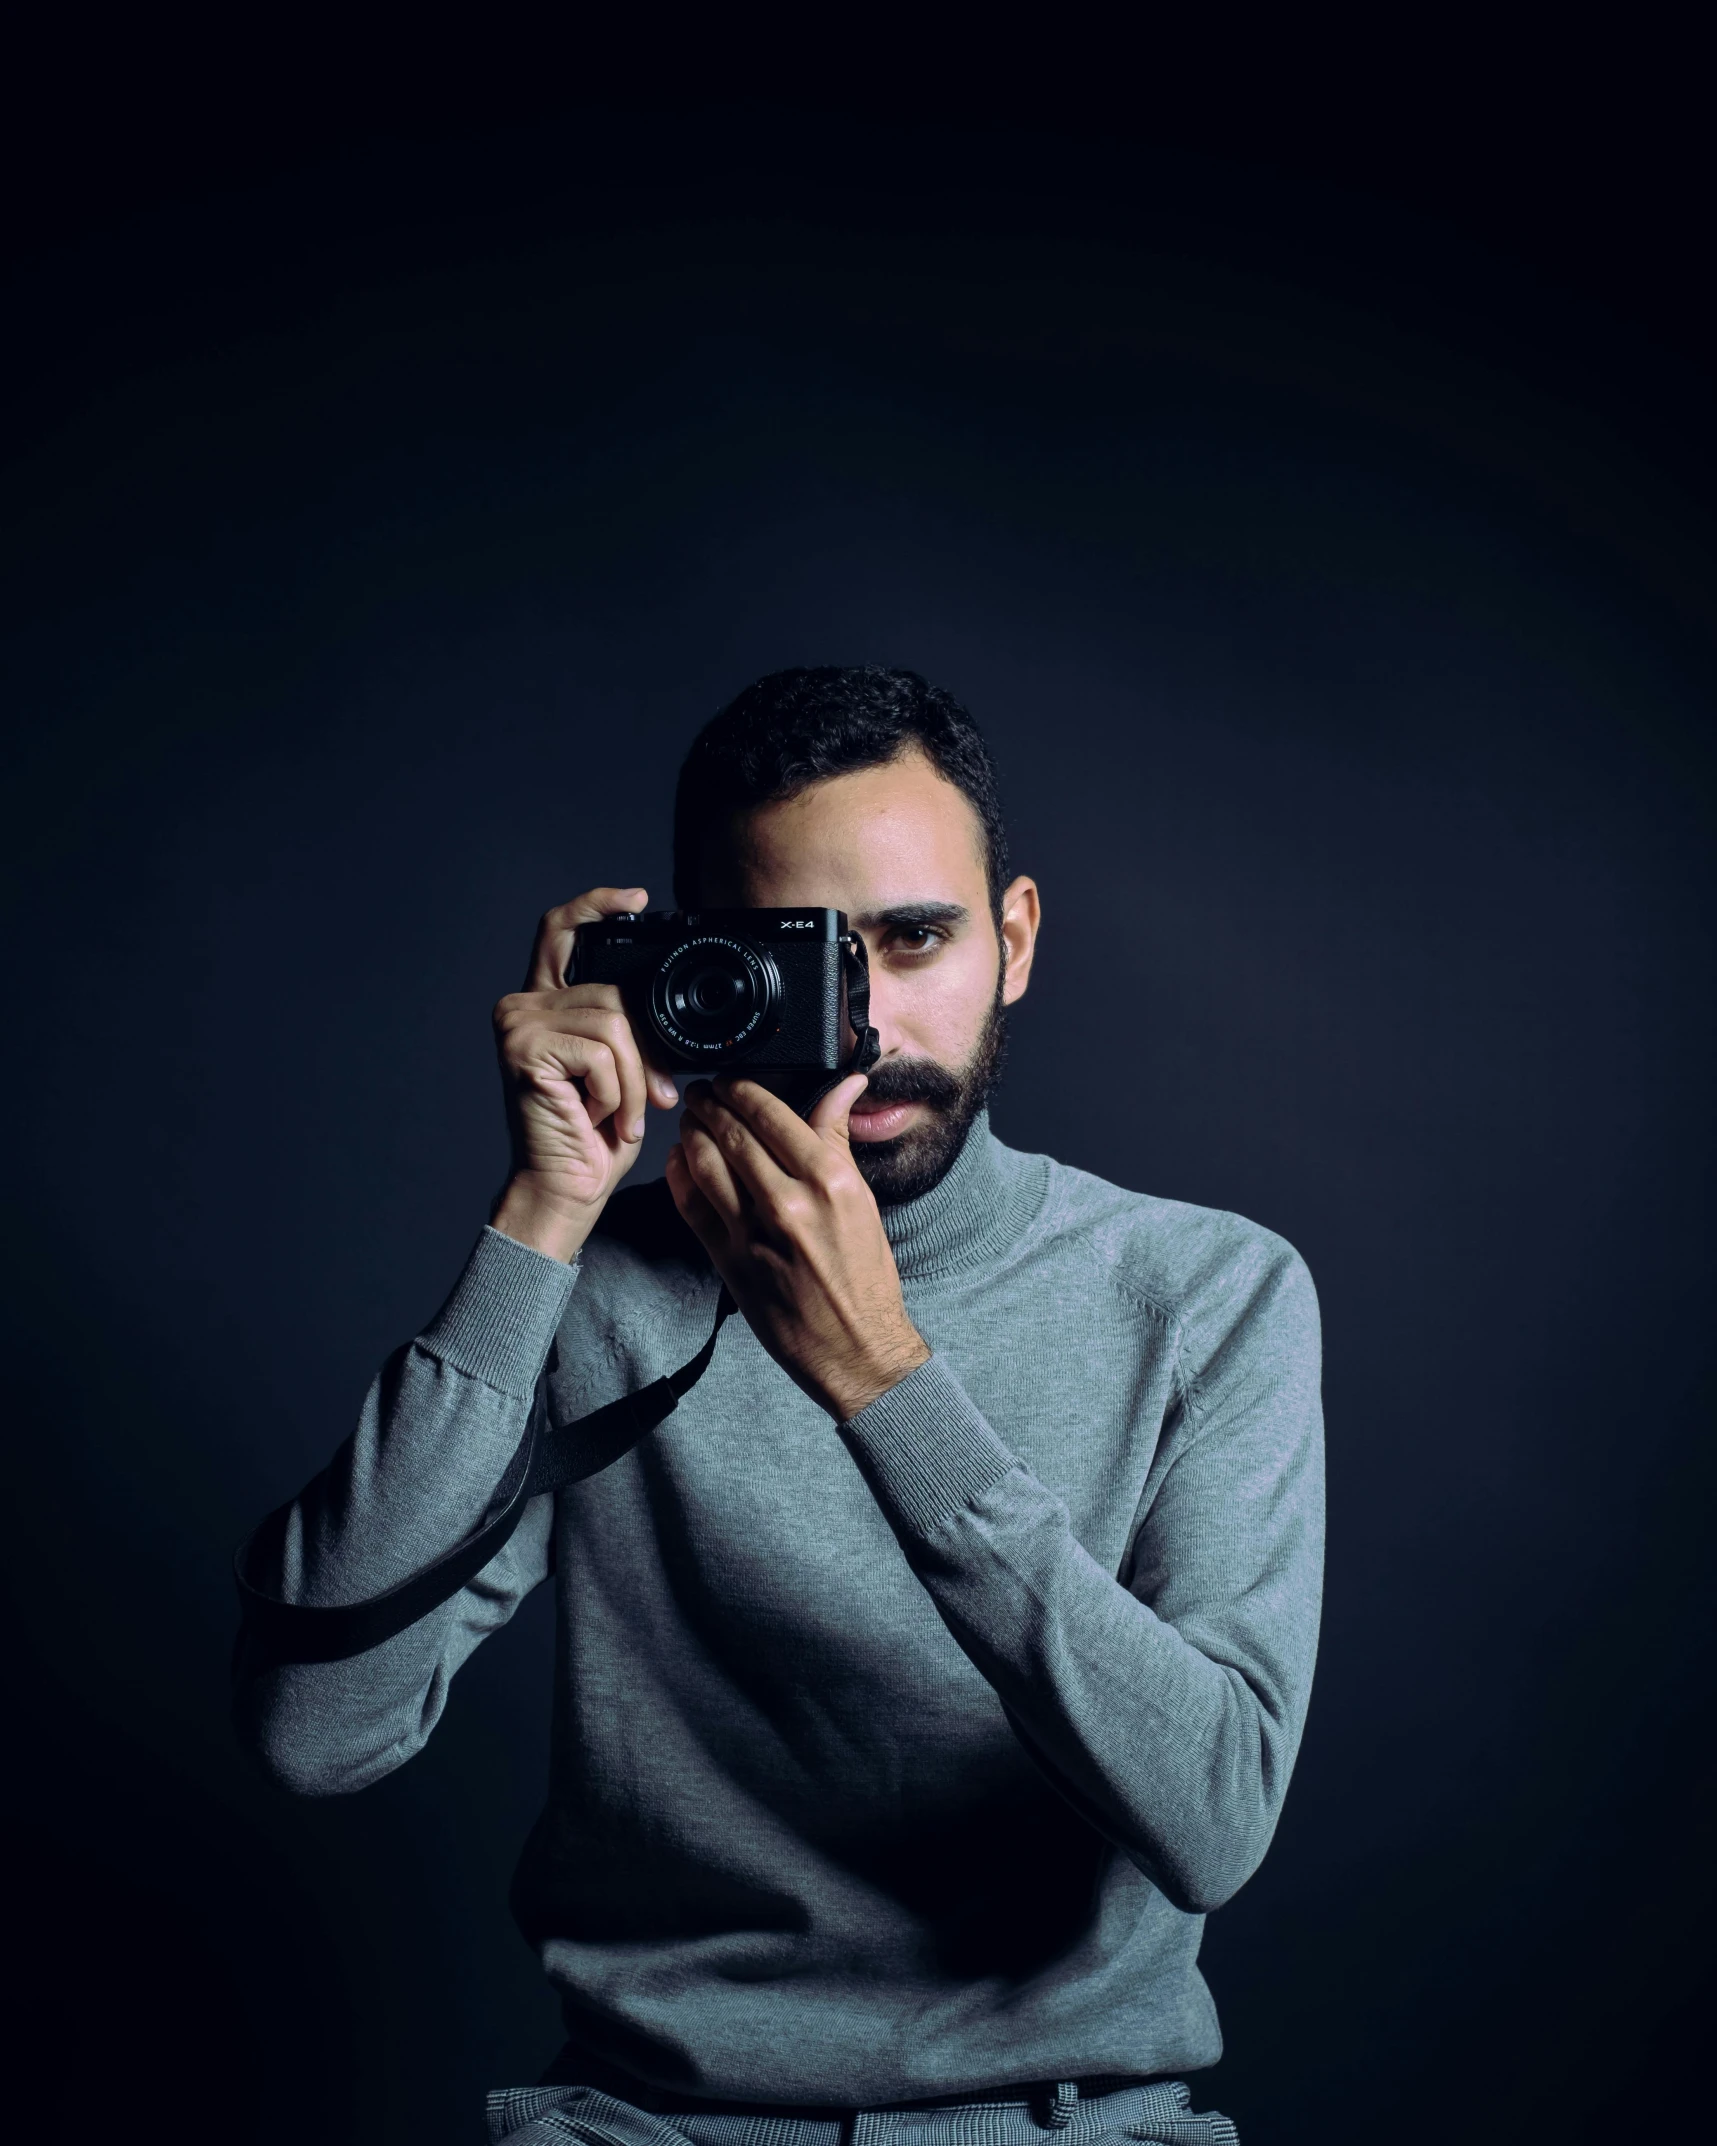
[[649, 935, 780, 1061]]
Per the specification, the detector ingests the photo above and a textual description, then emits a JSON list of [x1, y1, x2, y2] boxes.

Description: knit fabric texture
[[236, 1116, 1324, 2105]]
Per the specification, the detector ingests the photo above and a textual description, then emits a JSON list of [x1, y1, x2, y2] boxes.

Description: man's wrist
[[489, 1175, 603, 1264], [822, 1330, 933, 1424]]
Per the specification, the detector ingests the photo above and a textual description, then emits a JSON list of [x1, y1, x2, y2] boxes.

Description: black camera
[[571, 909, 881, 1111]]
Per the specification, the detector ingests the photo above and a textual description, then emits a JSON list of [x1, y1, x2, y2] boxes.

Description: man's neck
[[879, 1113, 1037, 1280]]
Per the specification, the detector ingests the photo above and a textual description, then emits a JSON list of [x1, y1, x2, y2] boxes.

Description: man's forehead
[[722, 749, 989, 903]]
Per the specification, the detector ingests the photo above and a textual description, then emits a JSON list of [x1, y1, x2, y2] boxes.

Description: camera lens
[[651, 935, 780, 1060], [686, 966, 744, 1020], [669, 949, 753, 1040]]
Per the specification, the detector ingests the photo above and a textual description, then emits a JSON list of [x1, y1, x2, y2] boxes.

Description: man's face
[[704, 747, 1040, 1202]]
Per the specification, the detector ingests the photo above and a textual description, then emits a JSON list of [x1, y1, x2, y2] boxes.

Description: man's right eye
[[884, 926, 945, 957]]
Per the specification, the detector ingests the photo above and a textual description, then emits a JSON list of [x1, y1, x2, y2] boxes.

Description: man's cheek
[[906, 974, 983, 1053], [940, 987, 998, 1068]]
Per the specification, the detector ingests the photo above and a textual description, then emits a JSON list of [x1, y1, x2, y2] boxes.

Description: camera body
[[572, 908, 879, 1108]]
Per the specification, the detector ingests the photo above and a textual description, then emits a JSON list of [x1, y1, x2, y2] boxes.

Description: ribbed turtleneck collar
[[878, 1112, 1049, 1281]]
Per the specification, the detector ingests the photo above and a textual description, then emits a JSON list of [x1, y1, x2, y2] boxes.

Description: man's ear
[[999, 876, 1041, 1007]]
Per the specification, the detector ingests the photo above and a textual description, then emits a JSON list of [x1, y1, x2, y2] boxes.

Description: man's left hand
[[665, 1075, 931, 1422]]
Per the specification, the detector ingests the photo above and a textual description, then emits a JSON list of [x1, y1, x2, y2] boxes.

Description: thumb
[[810, 1073, 871, 1146]]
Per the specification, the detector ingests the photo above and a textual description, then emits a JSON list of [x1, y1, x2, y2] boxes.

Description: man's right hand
[[489, 887, 680, 1262]]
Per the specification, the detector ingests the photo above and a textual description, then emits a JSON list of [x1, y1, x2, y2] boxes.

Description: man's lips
[[847, 1098, 923, 1143]]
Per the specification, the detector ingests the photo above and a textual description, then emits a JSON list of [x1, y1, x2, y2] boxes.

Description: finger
[[683, 1086, 799, 1208], [516, 991, 669, 1135], [525, 886, 649, 992], [498, 1001, 640, 1130], [677, 1114, 747, 1224], [527, 983, 677, 1112], [807, 1073, 872, 1150], [570, 1004, 649, 1144], [665, 1143, 728, 1258], [708, 1077, 826, 1176], [570, 1038, 623, 1126]]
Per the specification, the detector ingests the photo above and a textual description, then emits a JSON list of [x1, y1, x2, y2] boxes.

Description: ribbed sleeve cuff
[[839, 1354, 1018, 1538], [418, 1226, 579, 1397]]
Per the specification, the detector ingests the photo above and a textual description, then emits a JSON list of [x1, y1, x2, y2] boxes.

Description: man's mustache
[[857, 1057, 964, 1112]]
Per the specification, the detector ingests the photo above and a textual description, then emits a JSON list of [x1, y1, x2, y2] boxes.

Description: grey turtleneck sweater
[[237, 1119, 1323, 2104]]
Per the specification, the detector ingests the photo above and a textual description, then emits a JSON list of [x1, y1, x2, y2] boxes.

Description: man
[[237, 667, 1323, 2146]]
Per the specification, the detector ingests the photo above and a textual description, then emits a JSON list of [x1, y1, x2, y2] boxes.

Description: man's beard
[[851, 983, 1009, 1206]]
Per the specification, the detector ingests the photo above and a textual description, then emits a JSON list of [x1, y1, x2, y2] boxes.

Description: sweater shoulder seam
[[1040, 1181, 1206, 1433]]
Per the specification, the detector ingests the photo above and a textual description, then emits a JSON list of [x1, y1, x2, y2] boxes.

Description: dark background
[[3, 19, 1713, 2143]]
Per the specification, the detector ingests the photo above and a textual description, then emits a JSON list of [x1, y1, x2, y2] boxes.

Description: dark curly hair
[[672, 667, 1009, 913]]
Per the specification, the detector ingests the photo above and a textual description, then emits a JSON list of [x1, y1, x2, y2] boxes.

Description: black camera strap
[[842, 929, 882, 1078], [235, 933, 879, 1670], [783, 929, 882, 1110], [234, 1287, 737, 1668]]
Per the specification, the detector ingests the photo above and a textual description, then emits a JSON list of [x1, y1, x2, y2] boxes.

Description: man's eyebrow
[[849, 901, 970, 932]]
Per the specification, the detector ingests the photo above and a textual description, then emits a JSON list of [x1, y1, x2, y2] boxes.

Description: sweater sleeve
[[233, 1227, 576, 1797], [836, 1242, 1324, 1915]]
